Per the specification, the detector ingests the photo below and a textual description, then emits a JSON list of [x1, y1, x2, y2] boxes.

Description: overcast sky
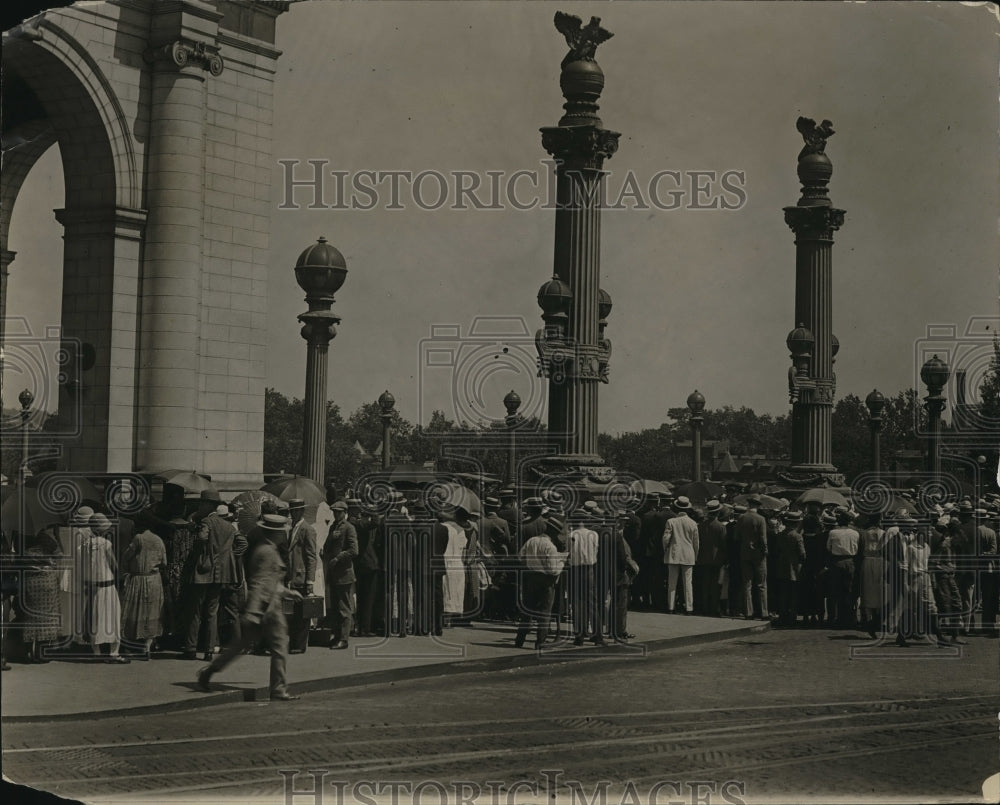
[[5, 0, 999, 434]]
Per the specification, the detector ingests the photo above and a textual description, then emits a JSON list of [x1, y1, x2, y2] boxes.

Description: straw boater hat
[[71, 506, 95, 526], [215, 504, 233, 520], [705, 499, 722, 515], [89, 512, 112, 534], [543, 513, 566, 534], [783, 510, 803, 524], [288, 498, 307, 511], [258, 513, 289, 531], [673, 496, 692, 511], [484, 496, 501, 510]]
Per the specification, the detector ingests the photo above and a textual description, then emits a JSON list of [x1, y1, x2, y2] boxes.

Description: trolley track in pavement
[[5, 694, 996, 799]]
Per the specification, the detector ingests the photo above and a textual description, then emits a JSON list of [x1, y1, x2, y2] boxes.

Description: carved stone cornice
[[541, 125, 620, 171], [145, 39, 224, 76], [54, 207, 147, 240], [783, 205, 845, 239]]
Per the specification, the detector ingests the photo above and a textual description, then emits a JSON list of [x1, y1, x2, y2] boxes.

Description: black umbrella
[[673, 480, 725, 504]]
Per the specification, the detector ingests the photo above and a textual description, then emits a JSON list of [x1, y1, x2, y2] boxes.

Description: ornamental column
[[783, 118, 845, 479], [294, 237, 347, 485], [921, 355, 949, 481], [136, 3, 225, 471], [865, 389, 885, 479], [535, 12, 618, 465]]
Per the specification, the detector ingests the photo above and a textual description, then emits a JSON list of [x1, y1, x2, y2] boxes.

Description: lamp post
[[920, 354, 949, 481], [687, 390, 706, 482], [294, 236, 347, 485], [503, 390, 521, 486], [977, 453, 987, 503], [378, 390, 395, 470], [865, 389, 885, 479], [18, 388, 33, 485]]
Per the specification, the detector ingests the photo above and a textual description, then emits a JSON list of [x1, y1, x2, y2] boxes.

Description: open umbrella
[[424, 481, 482, 516], [260, 475, 326, 506], [796, 487, 850, 508], [673, 480, 725, 504], [386, 464, 440, 487], [153, 469, 217, 496], [24, 472, 103, 512], [851, 491, 919, 517], [629, 479, 673, 497], [230, 489, 282, 535], [733, 493, 789, 511], [0, 487, 66, 535]]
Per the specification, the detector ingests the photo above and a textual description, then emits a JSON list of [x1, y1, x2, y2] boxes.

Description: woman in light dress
[[120, 510, 167, 659], [439, 508, 467, 621], [79, 512, 129, 663], [857, 512, 888, 639]]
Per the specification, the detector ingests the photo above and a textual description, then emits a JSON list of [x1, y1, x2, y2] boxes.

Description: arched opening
[[3, 29, 143, 472]]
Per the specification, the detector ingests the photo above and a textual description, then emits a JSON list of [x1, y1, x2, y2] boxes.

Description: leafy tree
[[977, 334, 1000, 431]]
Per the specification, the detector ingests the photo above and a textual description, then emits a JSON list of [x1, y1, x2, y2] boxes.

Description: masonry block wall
[[1, 0, 287, 487]]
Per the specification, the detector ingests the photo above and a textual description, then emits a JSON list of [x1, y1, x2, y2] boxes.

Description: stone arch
[[2, 17, 145, 472], [2, 15, 141, 218]]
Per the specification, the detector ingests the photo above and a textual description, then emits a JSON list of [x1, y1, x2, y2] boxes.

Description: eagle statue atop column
[[554, 11, 613, 68]]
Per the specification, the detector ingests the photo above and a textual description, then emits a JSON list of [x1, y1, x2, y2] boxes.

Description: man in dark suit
[[322, 501, 358, 649], [183, 491, 243, 660], [351, 499, 380, 637], [519, 498, 547, 548], [481, 496, 514, 620], [497, 488, 519, 532], [639, 493, 668, 611], [773, 510, 807, 627], [737, 496, 769, 620], [695, 499, 726, 616], [285, 499, 317, 653]]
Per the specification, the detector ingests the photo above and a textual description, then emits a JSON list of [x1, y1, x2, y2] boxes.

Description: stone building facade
[[2, 0, 288, 487]]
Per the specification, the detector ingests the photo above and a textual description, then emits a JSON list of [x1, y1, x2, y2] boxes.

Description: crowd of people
[[2, 482, 998, 682], [623, 490, 1000, 646]]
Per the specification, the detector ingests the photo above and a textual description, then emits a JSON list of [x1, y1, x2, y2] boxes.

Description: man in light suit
[[285, 499, 317, 653], [197, 515, 300, 700], [663, 496, 699, 614]]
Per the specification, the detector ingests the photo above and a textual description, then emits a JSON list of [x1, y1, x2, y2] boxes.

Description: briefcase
[[297, 594, 325, 620], [282, 594, 324, 618]]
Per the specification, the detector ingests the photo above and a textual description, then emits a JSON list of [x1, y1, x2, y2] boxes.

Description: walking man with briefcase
[[197, 514, 301, 700]]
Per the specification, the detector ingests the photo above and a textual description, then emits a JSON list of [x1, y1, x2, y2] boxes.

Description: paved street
[[4, 629, 997, 804]]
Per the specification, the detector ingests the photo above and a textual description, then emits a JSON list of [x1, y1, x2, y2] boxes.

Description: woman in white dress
[[79, 513, 129, 663], [439, 508, 467, 621]]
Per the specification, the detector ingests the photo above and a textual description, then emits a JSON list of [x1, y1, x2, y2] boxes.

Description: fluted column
[[537, 14, 619, 463], [783, 118, 844, 475], [300, 319, 336, 483]]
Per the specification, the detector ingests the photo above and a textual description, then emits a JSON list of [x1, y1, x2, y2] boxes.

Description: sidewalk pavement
[[1, 612, 769, 720]]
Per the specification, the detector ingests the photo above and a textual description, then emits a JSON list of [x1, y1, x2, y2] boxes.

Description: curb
[[3, 622, 770, 723]]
